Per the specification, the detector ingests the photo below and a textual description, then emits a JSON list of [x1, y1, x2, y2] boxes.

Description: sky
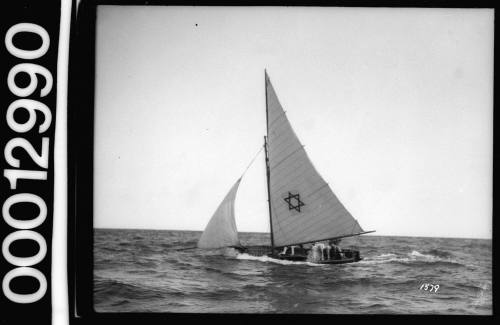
[[94, 6, 493, 239]]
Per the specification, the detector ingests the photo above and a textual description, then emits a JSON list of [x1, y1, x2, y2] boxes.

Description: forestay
[[265, 72, 364, 247], [198, 178, 242, 249]]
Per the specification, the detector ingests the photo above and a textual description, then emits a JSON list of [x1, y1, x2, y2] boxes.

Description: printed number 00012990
[[2, 22, 52, 304]]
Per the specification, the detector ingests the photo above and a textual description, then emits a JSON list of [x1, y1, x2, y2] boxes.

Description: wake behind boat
[[197, 71, 374, 264]]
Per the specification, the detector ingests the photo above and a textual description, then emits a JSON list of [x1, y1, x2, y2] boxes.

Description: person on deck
[[329, 239, 343, 259], [311, 243, 322, 261], [281, 244, 304, 256], [314, 242, 326, 260], [325, 241, 332, 260]]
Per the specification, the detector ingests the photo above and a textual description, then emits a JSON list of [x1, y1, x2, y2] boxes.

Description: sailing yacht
[[197, 71, 374, 264]]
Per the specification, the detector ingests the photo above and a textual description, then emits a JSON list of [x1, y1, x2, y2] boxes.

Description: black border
[[68, 1, 497, 324], [69, 0, 93, 321]]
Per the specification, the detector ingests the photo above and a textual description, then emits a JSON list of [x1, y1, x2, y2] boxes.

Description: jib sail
[[197, 178, 242, 249]]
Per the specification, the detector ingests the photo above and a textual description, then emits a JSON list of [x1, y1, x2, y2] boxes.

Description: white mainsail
[[265, 72, 364, 247], [197, 178, 242, 249]]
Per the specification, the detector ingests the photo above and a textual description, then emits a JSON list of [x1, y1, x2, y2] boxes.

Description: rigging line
[[241, 146, 264, 177]]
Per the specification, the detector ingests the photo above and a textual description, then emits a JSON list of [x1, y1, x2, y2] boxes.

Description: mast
[[264, 136, 274, 250], [264, 70, 275, 250]]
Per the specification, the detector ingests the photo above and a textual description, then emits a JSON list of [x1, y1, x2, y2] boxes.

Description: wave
[[358, 250, 464, 267], [96, 245, 123, 253], [407, 250, 464, 266], [235, 250, 464, 268], [111, 299, 131, 307], [160, 241, 193, 249], [421, 248, 453, 258], [236, 253, 325, 267], [94, 278, 167, 300]]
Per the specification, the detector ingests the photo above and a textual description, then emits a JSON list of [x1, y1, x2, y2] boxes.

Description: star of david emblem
[[284, 192, 305, 212]]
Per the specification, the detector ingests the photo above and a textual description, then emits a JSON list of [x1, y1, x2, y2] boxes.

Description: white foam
[[409, 250, 442, 261], [358, 256, 410, 265], [372, 253, 397, 259], [236, 253, 325, 267], [359, 250, 461, 266]]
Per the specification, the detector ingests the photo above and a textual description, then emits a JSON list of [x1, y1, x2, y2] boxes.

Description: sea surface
[[94, 228, 492, 314]]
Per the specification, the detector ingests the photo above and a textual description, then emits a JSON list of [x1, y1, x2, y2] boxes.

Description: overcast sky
[[94, 6, 493, 239]]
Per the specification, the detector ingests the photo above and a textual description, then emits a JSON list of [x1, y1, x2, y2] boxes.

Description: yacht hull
[[234, 246, 362, 264]]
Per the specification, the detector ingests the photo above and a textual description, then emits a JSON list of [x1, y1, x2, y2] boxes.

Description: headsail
[[265, 72, 364, 247], [197, 178, 242, 249]]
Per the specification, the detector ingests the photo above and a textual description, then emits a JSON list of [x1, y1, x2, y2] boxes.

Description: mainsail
[[265, 72, 364, 247], [197, 178, 242, 249]]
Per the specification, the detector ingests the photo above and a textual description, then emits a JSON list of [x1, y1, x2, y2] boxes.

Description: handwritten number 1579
[[420, 283, 439, 293]]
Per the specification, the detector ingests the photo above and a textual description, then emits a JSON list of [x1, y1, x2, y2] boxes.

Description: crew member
[[314, 242, 326, 261], [325, 241, 332, 260], [311, 243, 322, 261], [329, 239, 343, 259]]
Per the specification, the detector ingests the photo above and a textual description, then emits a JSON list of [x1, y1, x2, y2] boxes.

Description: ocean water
[[94, 228, 492, 314]]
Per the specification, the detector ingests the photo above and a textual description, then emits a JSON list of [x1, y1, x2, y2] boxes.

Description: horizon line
[[93, 226, 492, 240]]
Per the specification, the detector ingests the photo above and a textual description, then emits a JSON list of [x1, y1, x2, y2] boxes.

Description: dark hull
[[234, 245, 362, 264]]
